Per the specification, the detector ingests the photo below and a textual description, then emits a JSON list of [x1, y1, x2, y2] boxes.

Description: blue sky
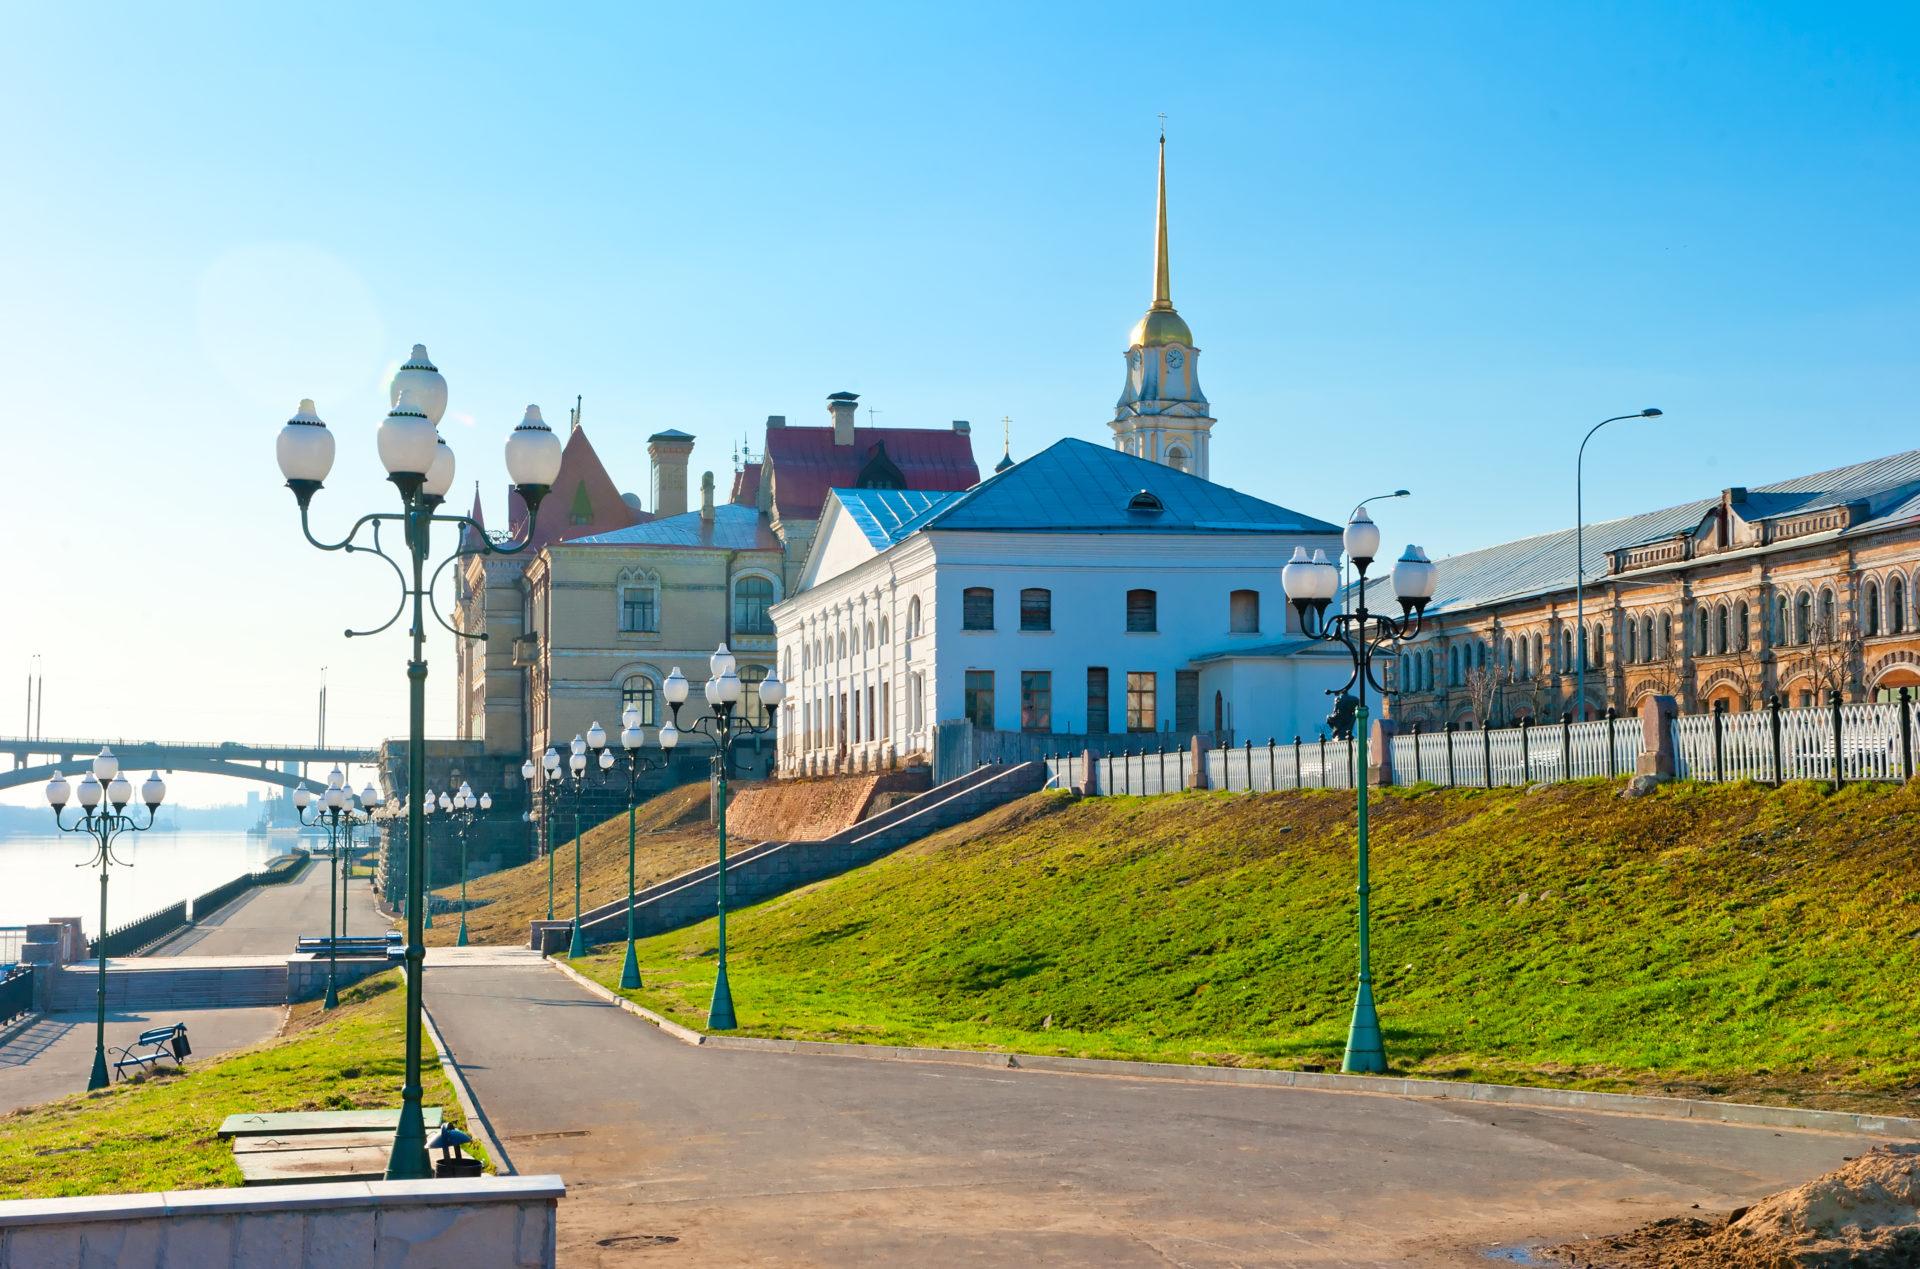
[[2, 2, 1915, 802]]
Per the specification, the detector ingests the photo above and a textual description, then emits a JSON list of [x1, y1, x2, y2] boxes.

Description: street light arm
[[424, 549, 486, 644]]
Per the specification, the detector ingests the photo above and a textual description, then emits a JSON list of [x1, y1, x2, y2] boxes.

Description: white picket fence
[[1040, 698, 1920, 797]]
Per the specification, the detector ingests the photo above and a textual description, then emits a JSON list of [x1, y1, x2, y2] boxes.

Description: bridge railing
[[0, 734, 378, 756]]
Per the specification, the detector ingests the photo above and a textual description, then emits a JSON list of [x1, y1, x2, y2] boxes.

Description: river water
[[0, 831, 287, 935]]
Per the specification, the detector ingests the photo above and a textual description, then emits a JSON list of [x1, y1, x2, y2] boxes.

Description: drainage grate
[[502, 1129, 591, 1143], [596, 1234, 679, 1249]]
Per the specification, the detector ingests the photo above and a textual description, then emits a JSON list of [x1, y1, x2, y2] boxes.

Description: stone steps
[[50, 964, 289, 1010]]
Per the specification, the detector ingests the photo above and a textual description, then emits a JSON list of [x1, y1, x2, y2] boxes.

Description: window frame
[[1019, 588, 1053, 633], [962, 587, 994, 632], [1125, 588, 1158, 634]]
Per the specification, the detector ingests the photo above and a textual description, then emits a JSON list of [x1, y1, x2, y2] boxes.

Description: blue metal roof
[[570, 502, 778, 551], [1419, 448, 1920, 614], [834, 488, 963, 549], [833, 438, 1339, 539]]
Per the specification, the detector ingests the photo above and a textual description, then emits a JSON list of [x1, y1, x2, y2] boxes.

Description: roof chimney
[[765, 414, 785, 430], [951, 419, 971, 434], [827, 392, 859, 446], [700, 471, 715, 522], [648, 429, 695, 518]]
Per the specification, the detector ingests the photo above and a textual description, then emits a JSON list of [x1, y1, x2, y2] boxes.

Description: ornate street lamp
[[274, 345, 564, 1180], [599, 702, 680, 989], [293, 766, 356, 1009], [45, 748, 166, 1089], [347, 782, 377, 936], [554, 734, 594, 959], [661, 643, 785, 1029], [441, 783, 489, 946], [1281, 512, 1437, 1074], [521, 759, 555, 922]]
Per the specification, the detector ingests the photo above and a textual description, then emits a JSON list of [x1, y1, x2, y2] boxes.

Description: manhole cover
[[596, 1234, 679, 1249]]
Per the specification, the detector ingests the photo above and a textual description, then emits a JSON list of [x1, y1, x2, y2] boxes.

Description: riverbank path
[[423, 958, 1885, 1267], [151, 853, 385, 956]]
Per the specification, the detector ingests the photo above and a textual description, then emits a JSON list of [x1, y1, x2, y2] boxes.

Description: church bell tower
[[1110, 132, 1215, 478]]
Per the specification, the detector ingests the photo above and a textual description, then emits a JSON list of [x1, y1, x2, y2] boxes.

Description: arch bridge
[[0, 736, 380, 797]]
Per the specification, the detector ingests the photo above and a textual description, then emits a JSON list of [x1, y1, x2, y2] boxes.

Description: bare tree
[[1791, 613, 1864, 701], [1463, 662, 1519, 726]]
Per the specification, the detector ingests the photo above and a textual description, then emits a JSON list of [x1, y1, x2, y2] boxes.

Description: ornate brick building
[[1386, 451, 1920, 727]]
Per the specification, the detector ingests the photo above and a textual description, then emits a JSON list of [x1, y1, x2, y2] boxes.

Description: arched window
[[740, 664, 770, 726], [1229, 589, 1260, 634], [1503, 637, 1514, 669], [1561, 627, 1573, 670], [1165, 444, 1190, 473], [1715, 603, 1730, 655], [837, 630, 848, 660], [1126, 588, 1158, 633], [1658, 613, 1672, 659], [1588, 623, 1603, 669], [1892, 577, 1908, 635], [1693, 608, 1708, 655], [1794, 592, 1812, 644], [1623, 619, 1637, 664], [1736, 601, 1749, 650], [907, 597, 922, 640], [879, 618, 889, 644], [617, 570, 659, 633], [621, 674, 657, 726], [963, 587, 994, 631], [866, 621, 876, 651], [1449, 645, 1460, 684], [1818, 587, 1836, 640], [1865, 580, 1882, 637], [732, 574, 776, 635], [1532, 633, 1543, 678]]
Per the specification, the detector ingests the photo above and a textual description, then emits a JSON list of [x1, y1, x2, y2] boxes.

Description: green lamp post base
[[87, 1049, 108, 1092], [456, 919, 469, 947], [567, 922, 587, 959], [1341, 979, 1387, 1074], [323, 982, 339, 1010], [423, 907, 433, 930], [708, 962, 737, 1030], [384, 1099, 431, 1181], [620, 940, 642, 990]]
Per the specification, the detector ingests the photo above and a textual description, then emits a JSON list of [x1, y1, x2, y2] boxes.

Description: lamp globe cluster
[[44, 746, 166, 815], [273, 345, 564, 508]]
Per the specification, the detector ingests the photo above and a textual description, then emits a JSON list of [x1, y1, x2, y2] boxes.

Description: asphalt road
[[425, 962, 1881, 1267], [153, 854, 386, 955]]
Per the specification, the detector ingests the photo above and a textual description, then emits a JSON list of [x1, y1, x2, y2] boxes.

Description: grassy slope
[[425, 783, 715, 946], [574, 780, 1920, 1114], [0, 973, 479, 1198]]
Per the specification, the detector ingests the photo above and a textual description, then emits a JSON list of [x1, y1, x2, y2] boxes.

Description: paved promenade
[[424, 960, 1881, 1267], [153, 855, 384, 955]]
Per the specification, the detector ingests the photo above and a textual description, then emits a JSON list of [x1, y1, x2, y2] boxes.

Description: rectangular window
[[1126, 671, 1156, 733], [880, 682, 890, 738], [1126, 589, 1157, 633], [852, 690, 862, 743], [866, 686, 876, 741], [965, 670, 995, 729], [1175, 670, 1199, 733], [1230, 589, 1260, 634], [1087, 667, 1109, 734], [620, 591, 657, 633], [1019, 588, 1052, 632], [963, 587, 994, 631], [1020, 671, 1052, 733]]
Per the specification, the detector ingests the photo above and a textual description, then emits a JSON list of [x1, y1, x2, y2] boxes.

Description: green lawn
[[572, 780, 1920, 1114], [0, 972, 481, 1198]]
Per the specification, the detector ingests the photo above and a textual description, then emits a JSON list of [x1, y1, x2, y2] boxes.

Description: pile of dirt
[[1551, 1143, 1920, 1267], [727, 770, 926, 841]]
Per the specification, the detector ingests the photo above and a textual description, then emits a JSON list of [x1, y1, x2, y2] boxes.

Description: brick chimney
[[648, 430, 695, 517], [700, 470, 715, 522], [827, 392, 859, 446]]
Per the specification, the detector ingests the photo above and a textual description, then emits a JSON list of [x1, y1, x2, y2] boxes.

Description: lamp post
[[602, 703, 679, 988], [521, 759, 555, 921], [292, 765, 354, 1009], [1575, 410, 1663, 719], [537, 738, 594, 958], [1342, 489, 1410, 597], [274, 345, 565, 1180], [44, 748, 167, 1090], [442, 784, 488, 947], [1281, 513, 1437, 1073], [661, 643, 785, 1029], [347, 783, 377, 936], [421, 790, 437, 930]]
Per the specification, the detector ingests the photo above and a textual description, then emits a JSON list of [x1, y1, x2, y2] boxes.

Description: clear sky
[[2, 2, 1915, 804]]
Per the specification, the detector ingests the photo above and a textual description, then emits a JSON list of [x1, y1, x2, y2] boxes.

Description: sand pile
[[1551, 1143, 1920, 1267]]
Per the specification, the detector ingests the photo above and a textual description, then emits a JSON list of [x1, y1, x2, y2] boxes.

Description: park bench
[[295, 932, 402, 958], [109, 1023, 190, 1081]]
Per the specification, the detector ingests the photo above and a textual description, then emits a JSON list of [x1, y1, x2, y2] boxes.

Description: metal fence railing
[[188, 853, 309, 923], [0, 966, 32, 1027], [88, 901, 189, 958], [1674, 697, 1917, 785], [0, 927, 25, 972]]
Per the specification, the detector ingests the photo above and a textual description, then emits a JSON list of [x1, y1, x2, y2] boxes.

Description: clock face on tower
[[1166, 348, 1184, 370]]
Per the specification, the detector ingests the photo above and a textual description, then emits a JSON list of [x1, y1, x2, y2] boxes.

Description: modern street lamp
[[661, 643, 785, 1029], [293, 766, 355, 1009], [1575, 410, 1663, 719], [45, 747, 166, 1089], [601, 702, 680, 989], [274, 345, 564, 1180], [1281, 513, 1437, 1074], [442, 783, 488, 947]]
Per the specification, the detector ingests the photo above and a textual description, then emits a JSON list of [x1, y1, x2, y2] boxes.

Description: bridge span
[[0, 735, 381, 795]]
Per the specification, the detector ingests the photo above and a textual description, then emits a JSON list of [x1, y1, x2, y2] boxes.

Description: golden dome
[[1129, 305, 1192, 349]]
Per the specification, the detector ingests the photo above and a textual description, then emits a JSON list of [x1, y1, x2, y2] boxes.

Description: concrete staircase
[[50, 960, 290, 1011], [562, 762, 1048, 950]]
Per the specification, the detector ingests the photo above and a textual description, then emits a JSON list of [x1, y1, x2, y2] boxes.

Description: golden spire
[[1152, 123, 1171, 311]]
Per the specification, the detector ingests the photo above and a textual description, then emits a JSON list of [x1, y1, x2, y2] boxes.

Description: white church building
[[770, 136, 1358, 776]]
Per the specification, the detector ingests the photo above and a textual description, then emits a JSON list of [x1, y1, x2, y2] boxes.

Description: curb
[[545, 958, 1920, 1141], [421, 1001, 515, 1177]]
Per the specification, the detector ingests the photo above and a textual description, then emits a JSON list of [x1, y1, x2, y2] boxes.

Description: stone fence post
[[1189, 734, 1210, 790], [1635, 694, 1678, 778], [1368, 717, 1397, 786], [1079, 748, 1098, 797]]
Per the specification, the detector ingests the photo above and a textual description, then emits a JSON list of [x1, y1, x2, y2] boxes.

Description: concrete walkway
[[152, 855, 386, 956], [423, 961, 1884, 1267], [0, 1004, 282, 1113]]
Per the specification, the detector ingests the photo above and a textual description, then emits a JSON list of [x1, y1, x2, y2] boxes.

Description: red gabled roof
[[729, 461, 763, 508], [507, 425, 645, 550], [762, 426, 979, 522]]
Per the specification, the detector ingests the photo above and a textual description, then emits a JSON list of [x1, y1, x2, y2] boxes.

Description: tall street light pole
[[274, 346, 565, 1180], [1576, 410, 1664, 720], [293, 766, 354, 1009], [661, 644, 785, 1029], [44, 749, 167, 1090], [602, 703, 678, 989], [1282, 515, 1437, 1073], [1342, 490, 1410, 598], [521, 760, 556, 921]]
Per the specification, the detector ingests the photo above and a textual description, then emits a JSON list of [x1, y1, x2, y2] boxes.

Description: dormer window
[[1126, 489, 1163, 513]]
